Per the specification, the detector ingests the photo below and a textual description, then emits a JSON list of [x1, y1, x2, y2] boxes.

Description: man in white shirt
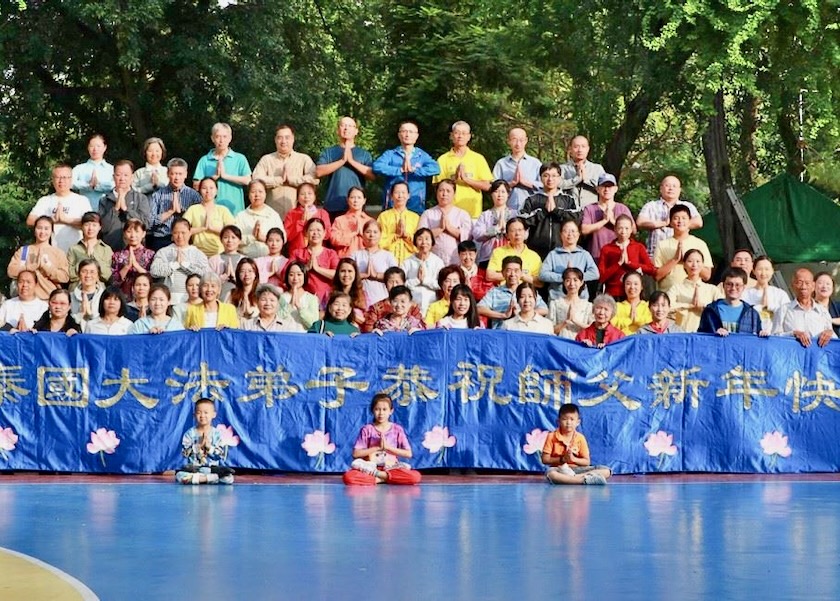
[[772, 268, 835, 347], [0, 270, 48, 331], [149, 218, 210, 304], [27, 163, 92, 253]]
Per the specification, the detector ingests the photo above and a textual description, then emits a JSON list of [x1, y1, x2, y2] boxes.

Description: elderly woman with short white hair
[[576, 294, 625, 348], [184, 272, 239, 331]]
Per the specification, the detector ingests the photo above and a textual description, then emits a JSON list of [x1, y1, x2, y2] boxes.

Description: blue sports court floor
[[1, 474, 838, 600]]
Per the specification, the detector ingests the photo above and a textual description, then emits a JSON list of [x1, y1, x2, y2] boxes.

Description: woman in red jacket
[[598, 214, 655, 300]]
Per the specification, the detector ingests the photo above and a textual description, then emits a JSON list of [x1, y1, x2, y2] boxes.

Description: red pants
[[342, 467, 422, 486]]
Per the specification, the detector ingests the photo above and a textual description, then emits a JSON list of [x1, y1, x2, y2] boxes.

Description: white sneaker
[[582, 473, 607, 485]]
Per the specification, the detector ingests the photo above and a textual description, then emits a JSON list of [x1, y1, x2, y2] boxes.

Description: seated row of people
[[4, 258, 835, 355]]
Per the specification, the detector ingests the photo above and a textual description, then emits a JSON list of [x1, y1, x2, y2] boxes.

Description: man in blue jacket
[[699, 267, 768, 336], [372, 121, 440, 214]]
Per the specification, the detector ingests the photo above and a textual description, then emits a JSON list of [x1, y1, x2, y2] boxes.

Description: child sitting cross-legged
[[541, 403, 612, 485], [175, 398, 235, 485], [343, 393, 422, 486]]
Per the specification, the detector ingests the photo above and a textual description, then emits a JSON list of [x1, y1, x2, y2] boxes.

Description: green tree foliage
[[376, 0, 561, 160], [0, 0, 355, 172], [1, 0, 837, 276]]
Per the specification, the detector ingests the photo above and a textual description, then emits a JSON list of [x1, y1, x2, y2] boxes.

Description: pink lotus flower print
[[523, 428, 550, 455], [422, 425, 456, 464], [216, 424, 240, 460], [86, 428, 121, 467], [644, 430, 678, 470], [760, 431, 791, 469], [302, 430, 336, 470], [0, 426, 18, 461], [215, 424, 240, 447]]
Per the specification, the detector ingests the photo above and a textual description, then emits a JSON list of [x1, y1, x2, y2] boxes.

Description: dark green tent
[[695, 173, 840, 262]]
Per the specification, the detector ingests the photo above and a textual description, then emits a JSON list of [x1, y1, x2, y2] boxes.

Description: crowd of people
[[3, 118, 839, 347]]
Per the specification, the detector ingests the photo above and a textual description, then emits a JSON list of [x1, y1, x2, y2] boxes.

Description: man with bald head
[[316, 116, 374, 220], [492, 127, 542, 211], [772, 268, 835, 347], [637, 175, 703, 256], [435, 120, 494, 218], [559, 135, 606, 209]]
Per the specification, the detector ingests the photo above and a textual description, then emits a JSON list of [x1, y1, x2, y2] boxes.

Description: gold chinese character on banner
[[0, 364, 29, 405], [785, 371, 840, 413], [305, 367, 369, 409], [96, 368, 159, 409], [37, 367, 89, 407], [649, 367, 709, 409], [448, 362, 511, 405], [165, 362, 231, 404], [715, 365, 777, 409], [238, 365, 300, 407], [579, 371, 641, 410], [380, 364, 439, 407], [517, 365, 576, 408]]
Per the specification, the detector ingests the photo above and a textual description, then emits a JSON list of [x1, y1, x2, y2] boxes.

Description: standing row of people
[[49, 120, 622, 223]]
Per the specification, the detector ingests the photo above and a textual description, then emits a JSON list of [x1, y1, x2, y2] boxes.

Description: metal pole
[[798, 89, 806, 182]]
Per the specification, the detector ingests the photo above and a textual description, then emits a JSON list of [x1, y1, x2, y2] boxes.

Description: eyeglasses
[[53, 176, 72, 181]]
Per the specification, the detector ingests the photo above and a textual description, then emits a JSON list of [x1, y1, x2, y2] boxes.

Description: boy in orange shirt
[[541, 403, 612, 485]]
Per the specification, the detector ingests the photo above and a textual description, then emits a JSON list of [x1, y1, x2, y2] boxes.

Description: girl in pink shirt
[[343, 393, 422, 486]]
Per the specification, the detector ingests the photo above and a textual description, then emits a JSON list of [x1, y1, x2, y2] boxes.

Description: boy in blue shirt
[[175, 398, 235, 485]]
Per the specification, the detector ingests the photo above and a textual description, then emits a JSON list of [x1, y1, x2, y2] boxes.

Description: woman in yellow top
[[424, 265, 466, 327], [666, 249, 722, 333], [183, 177, 235, 257], [485, 217, 542, 285], [377, 182, 419, 264], [611, 272, 652, 335], [185, 271, 240, 330]]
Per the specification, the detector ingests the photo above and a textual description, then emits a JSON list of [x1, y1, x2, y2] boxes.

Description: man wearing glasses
[[27, 162, 92, 252], [698, 267, 767, 337]]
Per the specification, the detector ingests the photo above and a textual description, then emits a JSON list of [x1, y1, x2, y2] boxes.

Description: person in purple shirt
[[580, 173, 633, 262], [372, 120, 441, 214]]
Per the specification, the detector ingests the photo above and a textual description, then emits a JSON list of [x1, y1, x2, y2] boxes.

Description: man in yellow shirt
[[654, 205, 714, 291], [434, 121, 493, 218]]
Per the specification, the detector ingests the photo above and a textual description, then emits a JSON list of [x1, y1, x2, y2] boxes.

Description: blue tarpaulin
[[0, 330, 838, 474]]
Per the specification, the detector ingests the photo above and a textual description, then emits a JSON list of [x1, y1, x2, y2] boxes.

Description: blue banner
[[0, 330, 838, 474]]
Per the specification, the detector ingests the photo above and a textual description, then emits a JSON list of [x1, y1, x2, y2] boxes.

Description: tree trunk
[[736, 93, 759, 190], [702, 89, 743, 262], [600, 49, 693, 183], [120, 67, 149, 146], [602, 89, 656, 181], [777, 108, 804, 178]]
